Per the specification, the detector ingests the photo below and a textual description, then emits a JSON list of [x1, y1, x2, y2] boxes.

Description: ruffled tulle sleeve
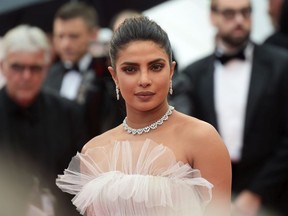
[[56, 139, 213, 216]]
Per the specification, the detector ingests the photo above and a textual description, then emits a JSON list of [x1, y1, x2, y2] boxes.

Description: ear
[[108, 66, 118, 85], [42, 65, 49, 78], [0, 61, 3, 72], [170, 61, 176, 79], [90, 27, 98, 41], [0, 60, 7, 78]]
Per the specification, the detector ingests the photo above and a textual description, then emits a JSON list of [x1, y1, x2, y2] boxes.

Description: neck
[[123, 105, 174, 135], [15, 98, 35, 108], [5, 88, 36, 108], [217, 39, 248, 54], [125, 103, 170, 128]]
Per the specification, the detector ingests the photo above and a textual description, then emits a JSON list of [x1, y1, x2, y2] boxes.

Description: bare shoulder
[[81, 126, 121, 153], [173, 111, 221, 144], [171, 111, 228, 158], [173, 111, 230, 168], [172, 112, 231, 214]]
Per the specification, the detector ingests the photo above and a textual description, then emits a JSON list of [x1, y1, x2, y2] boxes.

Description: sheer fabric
[[56, 139, 213, 216]]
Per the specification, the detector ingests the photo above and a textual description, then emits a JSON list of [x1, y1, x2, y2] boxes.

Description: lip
[[135, 91, 155, 96], [135, 91, 155, 100]]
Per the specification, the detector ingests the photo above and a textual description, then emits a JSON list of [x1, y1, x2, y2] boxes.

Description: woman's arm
[[190, 122, 232, 216]]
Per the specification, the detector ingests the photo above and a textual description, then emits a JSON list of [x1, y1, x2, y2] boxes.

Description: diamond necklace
[[122, 105, 175, 135]]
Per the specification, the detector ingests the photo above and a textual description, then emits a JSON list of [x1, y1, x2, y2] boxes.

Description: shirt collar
[[63, 53, 93, 72], [215, 41, 254, 62]]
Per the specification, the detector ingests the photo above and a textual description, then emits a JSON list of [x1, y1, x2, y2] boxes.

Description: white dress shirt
[[214, 45, 253, 161], [60, 54, 92, 100]]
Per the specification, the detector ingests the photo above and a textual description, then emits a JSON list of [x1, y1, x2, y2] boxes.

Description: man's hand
[[231, 190, 261, 216]]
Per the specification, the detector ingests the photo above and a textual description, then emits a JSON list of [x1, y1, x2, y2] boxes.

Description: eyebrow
[[120, 58, 166, 66], [217, 5, 251, 10]]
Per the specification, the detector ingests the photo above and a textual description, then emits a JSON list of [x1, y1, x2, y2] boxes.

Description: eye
[[241, 7, 252, 18], [30, 65, 44, 73], [150, 63, 164, 72], [55, 34, 63, 40], [10, 63, 24, 72], [222, 9, 235, 19], [70, 33, 80, 39], [122, 65, 137, 74]]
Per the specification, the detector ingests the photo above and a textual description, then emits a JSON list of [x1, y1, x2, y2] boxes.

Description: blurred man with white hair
[[0, 37, 6, 88], [0, 25, 86, 216], [0, 68, 5, 89]]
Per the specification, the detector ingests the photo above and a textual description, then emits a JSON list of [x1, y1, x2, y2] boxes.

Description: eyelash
[[151, 63, 164, 71], [122, 66, 136, 74], [121, 63, 165, 74]]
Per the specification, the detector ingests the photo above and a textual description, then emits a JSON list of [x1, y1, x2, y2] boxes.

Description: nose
[[60, 36, 71, 49], [138, 71, 151, 87], [22, 68, 33, 80], [234, 12, 245, 23]]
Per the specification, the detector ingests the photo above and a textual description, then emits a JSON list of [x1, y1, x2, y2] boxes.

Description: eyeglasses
[[212, 7, 252, 20], [9, 63, 45, 74]]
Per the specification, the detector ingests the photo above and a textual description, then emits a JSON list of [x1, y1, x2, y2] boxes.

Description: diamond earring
[[116, 85, 120, 100], [169, 80, 173, 95]]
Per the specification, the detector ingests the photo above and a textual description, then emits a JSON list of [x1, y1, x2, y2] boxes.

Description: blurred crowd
[[0, 0, 287, 216]]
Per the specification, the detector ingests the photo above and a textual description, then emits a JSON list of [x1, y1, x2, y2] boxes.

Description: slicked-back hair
[[210, 0, 252, 11], [55, 2, 98, 29], [109, 16, 173, 69]]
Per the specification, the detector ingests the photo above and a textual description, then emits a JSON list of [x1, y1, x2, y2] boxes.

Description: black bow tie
[[64, 63, 80, 72], [215, 49, 246, 65]]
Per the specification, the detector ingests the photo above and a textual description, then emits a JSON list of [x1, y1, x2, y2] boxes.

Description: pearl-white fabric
[[56, 139, 213, 216]]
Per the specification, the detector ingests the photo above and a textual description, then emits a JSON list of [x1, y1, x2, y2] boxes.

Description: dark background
[[0, 0, 167, 36]]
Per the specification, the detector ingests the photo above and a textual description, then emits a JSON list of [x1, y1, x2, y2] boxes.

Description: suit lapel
[[52, 63, 66, 91], [201, 56, 218, 128], [244, 45, 271, 136]]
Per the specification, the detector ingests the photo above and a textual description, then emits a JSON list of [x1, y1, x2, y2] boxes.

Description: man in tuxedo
[[177, 0, 288, 215], [44, 1, 123, 138], [0, 25, 86, 215]]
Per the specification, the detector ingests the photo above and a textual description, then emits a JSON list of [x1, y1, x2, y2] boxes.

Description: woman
[[57, 16, 231, 216]]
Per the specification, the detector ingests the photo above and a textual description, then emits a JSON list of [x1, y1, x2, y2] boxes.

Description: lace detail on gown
[[56, 139, 213, 216]]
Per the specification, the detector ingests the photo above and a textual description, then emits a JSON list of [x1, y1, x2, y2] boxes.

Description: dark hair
[[55, 2, 98, 28], [109, 16, 173, 68], [110, 9, 142, 30], [211, 0, 252, 11], [210, 0, 218, 11]]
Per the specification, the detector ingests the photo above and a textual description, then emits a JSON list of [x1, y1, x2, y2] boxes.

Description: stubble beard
[[221, 30, 250, 49]]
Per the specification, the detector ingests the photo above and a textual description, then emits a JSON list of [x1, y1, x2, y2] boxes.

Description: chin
[[62, 55, 76, 62], [16, 95, 36, 107]]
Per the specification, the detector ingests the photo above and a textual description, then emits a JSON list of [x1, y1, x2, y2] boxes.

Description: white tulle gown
[[56, 139, 213, 216]]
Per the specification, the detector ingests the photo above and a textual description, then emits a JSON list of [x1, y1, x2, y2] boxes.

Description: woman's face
[[109, 40, 175, 112]]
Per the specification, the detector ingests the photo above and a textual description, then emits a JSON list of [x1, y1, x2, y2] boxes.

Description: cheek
[[34, 75, 46, 86], [5, 76, 19, 94], [162, 80, 171, 93], [6, 74, 18, 84], [79, 35, 90, 47], [118, 77, 135, 91], [152, 76, 170, 96]]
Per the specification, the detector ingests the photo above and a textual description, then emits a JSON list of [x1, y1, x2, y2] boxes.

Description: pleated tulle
[[56, 139, 213, 216]]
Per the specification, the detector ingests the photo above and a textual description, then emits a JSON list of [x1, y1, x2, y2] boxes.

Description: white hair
[[0, 25, 51, 63]]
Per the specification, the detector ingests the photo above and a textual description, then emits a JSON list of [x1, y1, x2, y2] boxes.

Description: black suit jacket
[[0, 88, 88, 216], [180, 44, 288, 213], [44, 57, 124, 138]]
